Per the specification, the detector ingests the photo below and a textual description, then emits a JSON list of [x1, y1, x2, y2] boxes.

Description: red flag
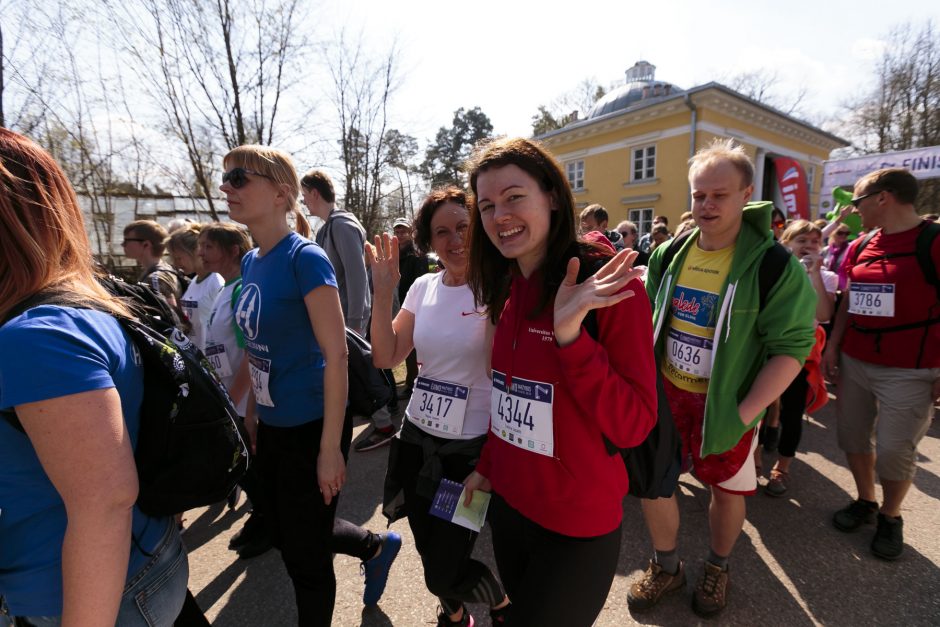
[[774, 157, 809, 220]]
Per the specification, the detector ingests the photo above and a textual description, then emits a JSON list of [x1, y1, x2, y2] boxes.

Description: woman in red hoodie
[[463, 137, 658, 625]]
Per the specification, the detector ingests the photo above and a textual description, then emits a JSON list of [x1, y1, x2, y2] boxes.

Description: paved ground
[[186, 387, 940, 626]]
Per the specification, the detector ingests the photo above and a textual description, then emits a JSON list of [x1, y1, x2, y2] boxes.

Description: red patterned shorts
[[663, 378, 759, 495]]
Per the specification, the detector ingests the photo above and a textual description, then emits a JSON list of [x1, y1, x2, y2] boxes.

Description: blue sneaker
[[362, 531, 402, 606]]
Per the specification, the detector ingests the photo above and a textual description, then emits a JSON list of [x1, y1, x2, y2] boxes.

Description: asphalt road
[[185, 389, 940, 626]]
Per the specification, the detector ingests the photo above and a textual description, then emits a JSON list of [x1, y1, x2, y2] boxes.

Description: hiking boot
[[692, 561, 729, 618], [362, 532, 402, 606], [354, 427, 395, 452], [229, 512, 266, 550], [437, 606, 474, 626], [870, 513, 904, 560], [833, 499, 878, 532], [627, 559, 686, 611], [764, 468, 789, 497]]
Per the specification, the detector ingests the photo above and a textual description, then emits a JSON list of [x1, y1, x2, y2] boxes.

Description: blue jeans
[[1, 522, 188, 627]]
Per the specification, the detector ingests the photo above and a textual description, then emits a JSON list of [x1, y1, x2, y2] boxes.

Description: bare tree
[[721, 68, 808, 116], [105, 0, 314, 219], [839, 21, 940, 211], [324, 31, 400, 236], [530, 77, 607, 135]]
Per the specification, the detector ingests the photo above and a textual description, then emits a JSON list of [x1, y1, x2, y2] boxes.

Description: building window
[[566, 160, 584, 190], [629, 208, 654, 236], [632, 145, 656, 181]]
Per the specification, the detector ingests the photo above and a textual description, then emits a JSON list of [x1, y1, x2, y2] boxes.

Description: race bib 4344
[[490, 370, 554, 457]]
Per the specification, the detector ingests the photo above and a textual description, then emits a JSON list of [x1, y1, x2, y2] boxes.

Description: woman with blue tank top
[[221, 145, 400, 626], [0, 129, 188, 625]]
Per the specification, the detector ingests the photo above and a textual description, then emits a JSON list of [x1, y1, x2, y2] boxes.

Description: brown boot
[[692, 561, 729, 617], [627, 559, 686, 611]]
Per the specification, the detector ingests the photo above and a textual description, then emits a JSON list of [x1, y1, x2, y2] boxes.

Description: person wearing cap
[[392, 218, 429, 399]]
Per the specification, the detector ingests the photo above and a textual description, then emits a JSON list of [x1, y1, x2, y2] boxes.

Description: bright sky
[[318, 0, 940, 143]]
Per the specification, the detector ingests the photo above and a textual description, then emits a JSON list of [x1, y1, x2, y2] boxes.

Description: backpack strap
[[758, 242, 792, 310], [658, 229, 696, 275], [915, 221, 940, 302], [851, 229, 880, 265]]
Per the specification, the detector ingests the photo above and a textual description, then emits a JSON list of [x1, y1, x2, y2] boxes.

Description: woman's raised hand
[[553, 248, 642, 347], [366, 233, 401, 300]]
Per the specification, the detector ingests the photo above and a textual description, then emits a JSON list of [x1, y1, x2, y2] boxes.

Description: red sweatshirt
[[476, 270, 657, 537]]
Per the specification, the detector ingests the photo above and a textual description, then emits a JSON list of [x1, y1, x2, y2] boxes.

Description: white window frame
[[566, 160, 584, 191], [631, 144, 656, 182], [629, 208, 654, 237]]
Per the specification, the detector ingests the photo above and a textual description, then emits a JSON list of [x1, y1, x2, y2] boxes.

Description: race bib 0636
[[665, 328, 713, 379]]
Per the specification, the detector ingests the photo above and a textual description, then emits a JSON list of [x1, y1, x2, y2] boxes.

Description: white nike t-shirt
[[180, 272, 224, 350], [402, 272, 491, 438]]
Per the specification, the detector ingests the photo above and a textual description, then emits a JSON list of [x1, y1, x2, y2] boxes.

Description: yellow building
[[537, 61, 849, 236]]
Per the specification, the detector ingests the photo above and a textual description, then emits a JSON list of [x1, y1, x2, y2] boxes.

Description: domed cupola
[[586, 61, 684, 119]]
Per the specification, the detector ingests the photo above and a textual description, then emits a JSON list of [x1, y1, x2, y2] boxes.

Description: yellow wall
[[543, 90, 839, 230]]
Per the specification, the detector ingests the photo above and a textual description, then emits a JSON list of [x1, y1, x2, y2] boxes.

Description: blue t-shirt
[[0, 306, 171, 616], [235, 232, 338, 427]]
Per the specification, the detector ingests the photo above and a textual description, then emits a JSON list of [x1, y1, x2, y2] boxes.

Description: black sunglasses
[[222, 167, 273, 189], [121, 238, 146, 245], [618, 230, 636, 237], [850, 190, 880, 208]]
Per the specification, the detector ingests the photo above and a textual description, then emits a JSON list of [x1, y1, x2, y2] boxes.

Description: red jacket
[[476, 269, 657, 537]]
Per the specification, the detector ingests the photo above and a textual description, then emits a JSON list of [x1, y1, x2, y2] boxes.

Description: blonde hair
[[0, 128, 129, 320], [167, 223, 205, 256], [200, 222, 253, 260], [688, 138, 754, 188], [780, 219, 822, 244], [223, 145, 311, 238]]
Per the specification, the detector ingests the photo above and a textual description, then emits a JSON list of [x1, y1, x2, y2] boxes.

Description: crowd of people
[[1, 125, 937, 627]]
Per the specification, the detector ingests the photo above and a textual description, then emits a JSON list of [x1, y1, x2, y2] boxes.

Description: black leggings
[[489, 494, 621, 627], [778, 368, 810, 459], [256, 415, 380, 627], [395, 436, 505, 615]]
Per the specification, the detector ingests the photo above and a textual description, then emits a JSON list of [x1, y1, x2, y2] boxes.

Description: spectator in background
[[122, 219, 182, 307], [822, 224, 853, 292], [167, 224, 224, 351], [674, 219, 696, 239], [649, 223, 672, 252], [639, 214, 669, 253], [580, 204, 624, 250], [771, 207, 787, 240], [301, 169, 396, 452], [615, 220, 649, 266], [392, 217, 428, 398]]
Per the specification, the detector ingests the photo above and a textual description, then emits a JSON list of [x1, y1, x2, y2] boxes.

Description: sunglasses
[[618, 230, 636, 237], [773, 220, 786, 229], [121, 238, 146, 246], [849, 191, 879, 208], [835, 230, 850, 236], [222, 167, 273, 189]]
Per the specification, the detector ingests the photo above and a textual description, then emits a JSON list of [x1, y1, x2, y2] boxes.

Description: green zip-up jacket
[[645, 201, 817, 457]]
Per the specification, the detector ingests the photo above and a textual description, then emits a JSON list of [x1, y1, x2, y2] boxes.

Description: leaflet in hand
[[429, 478, 490, 532]]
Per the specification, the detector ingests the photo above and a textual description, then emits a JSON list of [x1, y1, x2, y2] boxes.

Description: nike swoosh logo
[[461, 311, 478, 316]]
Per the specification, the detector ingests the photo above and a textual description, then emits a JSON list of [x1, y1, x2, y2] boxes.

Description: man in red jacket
[[822, 167, 940, 561]]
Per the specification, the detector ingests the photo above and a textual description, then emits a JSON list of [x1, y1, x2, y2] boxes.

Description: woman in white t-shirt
[[168, 224, 224, 350], [763, 220, 837, 497], [369, 187, 510, 627]]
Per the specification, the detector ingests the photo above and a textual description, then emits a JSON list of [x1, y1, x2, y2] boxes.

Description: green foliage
[[422, 107, 493, 187]]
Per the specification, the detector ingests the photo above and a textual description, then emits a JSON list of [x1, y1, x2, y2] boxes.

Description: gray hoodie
[[315, 209, 371, 334]]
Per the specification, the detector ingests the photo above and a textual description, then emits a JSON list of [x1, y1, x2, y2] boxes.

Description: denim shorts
[[1, 521, 188, 627]]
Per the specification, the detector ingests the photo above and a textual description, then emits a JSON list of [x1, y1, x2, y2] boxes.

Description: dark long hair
[[465, 137, 604, 324]]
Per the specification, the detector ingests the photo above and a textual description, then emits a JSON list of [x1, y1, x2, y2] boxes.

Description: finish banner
[[774, 157, 810, 220]]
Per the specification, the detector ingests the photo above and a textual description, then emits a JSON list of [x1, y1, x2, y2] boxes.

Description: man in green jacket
[[627, 139, 816, 618]]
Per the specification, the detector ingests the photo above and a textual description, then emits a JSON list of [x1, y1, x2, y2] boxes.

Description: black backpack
[[291, 240, 394, 416], [1, 278, 249, 517], [346, 327, 394, 417], [580, 230, 791, 498]]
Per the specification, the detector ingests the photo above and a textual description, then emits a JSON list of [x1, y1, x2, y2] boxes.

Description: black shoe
[[762, 425, 781, 452], [237, 534, 273, 559], [229, 512, 266, 550], [833, 499, 878, 532], [871, 513, 904, 560]]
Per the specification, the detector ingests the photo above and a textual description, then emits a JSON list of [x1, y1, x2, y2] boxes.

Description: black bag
[[1, 279, 249, 517], [346, 327, 394, 417]]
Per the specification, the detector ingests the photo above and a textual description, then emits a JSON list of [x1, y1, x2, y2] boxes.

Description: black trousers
[[489, 494, 621, 627], [256, 415, 378, 627], [778, 368, 810, 459], [396, 436, 503, 614]]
